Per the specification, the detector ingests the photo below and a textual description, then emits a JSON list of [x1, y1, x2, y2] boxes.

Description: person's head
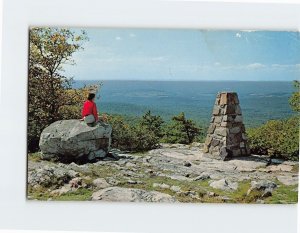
[[87, 93, 96, 101]]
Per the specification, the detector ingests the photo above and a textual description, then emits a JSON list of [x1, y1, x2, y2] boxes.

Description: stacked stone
[[203, 92, 250, 160]]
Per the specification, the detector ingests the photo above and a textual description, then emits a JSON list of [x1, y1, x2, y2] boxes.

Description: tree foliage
[[139, 110, 164, 138], [162, 112, 201, 144], [107, 111, 163, 152], [28, 27, 88, 152], [247, 116, 299, 160], [289, 80, 300, 112], [247, 81, 299, 161]]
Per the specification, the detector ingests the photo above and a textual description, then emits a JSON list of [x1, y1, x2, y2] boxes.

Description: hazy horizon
[[74, 79, 296, 82]]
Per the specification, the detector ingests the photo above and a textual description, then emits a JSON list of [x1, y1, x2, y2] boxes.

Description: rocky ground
[[27, 143, 299, 203]]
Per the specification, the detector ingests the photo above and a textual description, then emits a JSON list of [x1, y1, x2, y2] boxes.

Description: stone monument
[[203, 92, 250, 160]]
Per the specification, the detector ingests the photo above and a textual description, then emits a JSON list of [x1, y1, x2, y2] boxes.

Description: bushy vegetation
[[107, 112, 162, 152], [247, 81, 299, 161], [289, 80, 300, 112], [28, 27, 89, 152], [107, 111, 202, 152], [247, 116, 299, 160], [161, 112, 202, 144]]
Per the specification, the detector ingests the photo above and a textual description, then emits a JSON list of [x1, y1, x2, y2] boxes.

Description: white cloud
[[241, 30, 257, 32], [115, 36, 122, 40], [235, 33, 242, 38], [246, 63, 266, 69], [211, 63, 266, 70], [174, 62, 300, 72], [269, 64, 300, 72], [129, 33, 136, 38], [271, 63, 300, 71], [150, 56, 168, 62], [271, 64, 281, 68]]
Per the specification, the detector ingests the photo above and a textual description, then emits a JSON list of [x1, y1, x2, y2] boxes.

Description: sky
[[63, 28, 300, 81]]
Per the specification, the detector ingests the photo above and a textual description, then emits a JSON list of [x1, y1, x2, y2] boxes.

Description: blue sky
[[63, 28, 300, 81]]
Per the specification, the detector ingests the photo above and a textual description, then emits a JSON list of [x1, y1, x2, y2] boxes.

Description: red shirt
[[81, 100, 99, 121]]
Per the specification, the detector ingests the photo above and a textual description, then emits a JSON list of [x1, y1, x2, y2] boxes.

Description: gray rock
[[266, 164, 293, 172], [209, 179, 238, 191], [170, 185, 181, 192], [39, 119, 112, 162], [247, 180, 277, 197], [92, 178, 111, 189], [215, 127, 227, 137], [106, 177, 120, 186], [88, 149, 107, 160], [193, 172, 211, 181], [219, 196, 232, 202], [51, 185, 72, 196], [67, 170, 79, 178], [256, 199, 265, 204], [179, 190, 200, 199], [125, 162, 136, 167], [277, 175, 298, 186], [28, 166, 78, 188], [153, 183, 170, 189], [163, 174, 191, 182], [91, 187, 177, 202]]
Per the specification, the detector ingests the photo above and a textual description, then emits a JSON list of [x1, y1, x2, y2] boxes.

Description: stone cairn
[[203, 92, 250, 160]]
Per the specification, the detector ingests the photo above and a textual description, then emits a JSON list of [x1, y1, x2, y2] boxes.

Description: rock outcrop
[[39, 120, 112, 162], [28, 165, 79, 188], [204, 92, 250, 160], [27, 143, 299, 203], [91, 187, 177, 202]]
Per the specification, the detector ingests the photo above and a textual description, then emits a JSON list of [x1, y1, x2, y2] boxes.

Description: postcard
[[27, 27, 299, 204]]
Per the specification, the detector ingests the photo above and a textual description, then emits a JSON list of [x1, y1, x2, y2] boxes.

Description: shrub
[[247, 116, 299, 160], [161, 112, 202, 144], [139, 110, 164, 138], [107, 112, 162, 152]]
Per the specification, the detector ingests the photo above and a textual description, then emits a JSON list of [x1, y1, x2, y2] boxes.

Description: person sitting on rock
[[81, 93, 99, 126]]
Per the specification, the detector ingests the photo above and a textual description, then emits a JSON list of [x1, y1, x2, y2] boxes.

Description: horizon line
[[73, 79, 296, 82]]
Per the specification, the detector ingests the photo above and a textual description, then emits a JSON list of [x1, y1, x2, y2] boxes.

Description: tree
[[139, 110, 164, 138], [289, 80, 300, 112], [28, 27, 88, 152], [162, 112, 201, 144]]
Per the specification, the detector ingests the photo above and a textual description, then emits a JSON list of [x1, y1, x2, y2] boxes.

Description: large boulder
[[91, 187, 177, 202], [39, 120, 112, 162]]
